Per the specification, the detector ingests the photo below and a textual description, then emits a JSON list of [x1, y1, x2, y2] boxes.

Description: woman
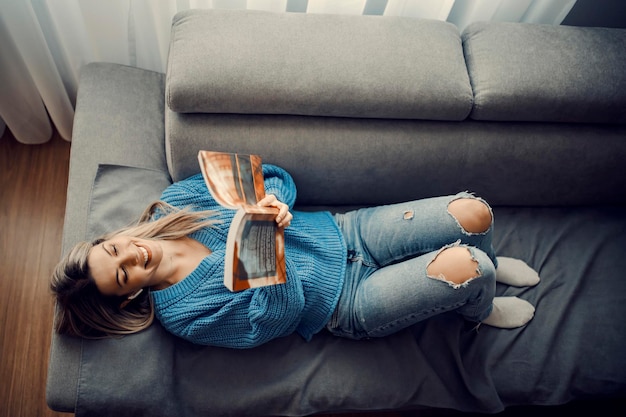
[[51, 164, 538, 348]]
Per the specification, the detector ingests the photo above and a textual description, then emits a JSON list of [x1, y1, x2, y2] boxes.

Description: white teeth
[[139, 247, 149, 266]]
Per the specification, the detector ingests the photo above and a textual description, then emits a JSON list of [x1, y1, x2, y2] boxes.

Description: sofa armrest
[[46, 62, 168, 412]]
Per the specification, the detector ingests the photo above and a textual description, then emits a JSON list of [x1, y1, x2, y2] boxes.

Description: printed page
[[224, 210, 286, 292], [198, 151, 265, 209]]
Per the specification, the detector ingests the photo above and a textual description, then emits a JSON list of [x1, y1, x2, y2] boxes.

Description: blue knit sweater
[[150, 164, 347, 348]]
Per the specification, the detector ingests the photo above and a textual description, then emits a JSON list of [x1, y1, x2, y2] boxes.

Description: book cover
[[198, 151, 286, 292]]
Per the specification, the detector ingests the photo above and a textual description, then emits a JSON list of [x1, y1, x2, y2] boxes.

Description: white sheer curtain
[[0, 0, 577, 144]]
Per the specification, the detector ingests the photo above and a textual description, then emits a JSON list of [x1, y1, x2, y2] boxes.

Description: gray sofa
[[47, 9, 626, 417]]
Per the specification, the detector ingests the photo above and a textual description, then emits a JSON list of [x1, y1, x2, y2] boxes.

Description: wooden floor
[[0, 129, 72, 417], [1, 128, 624, 417]]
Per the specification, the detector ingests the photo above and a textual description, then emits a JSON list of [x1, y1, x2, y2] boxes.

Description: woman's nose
[[120, 244, 138, 265]]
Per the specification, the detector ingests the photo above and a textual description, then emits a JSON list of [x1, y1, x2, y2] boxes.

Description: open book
[[198, 150, 286, 292]]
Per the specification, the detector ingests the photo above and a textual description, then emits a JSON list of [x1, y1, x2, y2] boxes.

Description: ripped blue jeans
[[327, 192, 497, 339]]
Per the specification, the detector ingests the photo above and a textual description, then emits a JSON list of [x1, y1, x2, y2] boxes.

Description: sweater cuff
[[262, 164, 297, 208]]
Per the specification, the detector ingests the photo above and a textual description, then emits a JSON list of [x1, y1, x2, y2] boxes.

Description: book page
[[237, 220, 277, 279], [224, 210, 286, 292], [198, 151, 265, 209]]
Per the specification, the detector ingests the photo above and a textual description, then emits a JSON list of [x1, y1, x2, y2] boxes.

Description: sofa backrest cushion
[[463, 22, 626, 124], [166, 9, 473, 121], [165, 110, 626, 206]]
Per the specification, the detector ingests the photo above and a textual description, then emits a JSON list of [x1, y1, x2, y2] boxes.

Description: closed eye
[[108, 244, 125, 288]]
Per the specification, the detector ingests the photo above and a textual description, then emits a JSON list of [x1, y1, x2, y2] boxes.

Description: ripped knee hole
[[447, 197, 493, 234], [427, 246, 481, 287]]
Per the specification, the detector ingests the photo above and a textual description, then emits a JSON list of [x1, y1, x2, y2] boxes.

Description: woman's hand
[[257, 194, 293, 228]]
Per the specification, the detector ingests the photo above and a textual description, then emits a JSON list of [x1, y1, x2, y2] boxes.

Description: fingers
[[257, 194, 278, 207], [275, 210, 292, 228], [257, 194, 292, 228]]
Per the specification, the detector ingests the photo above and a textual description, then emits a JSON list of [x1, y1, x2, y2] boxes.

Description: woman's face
[[88, 235, 163, 297]]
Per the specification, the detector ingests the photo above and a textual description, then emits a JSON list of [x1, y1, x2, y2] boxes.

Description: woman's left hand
[[257, 194, 293, 228]]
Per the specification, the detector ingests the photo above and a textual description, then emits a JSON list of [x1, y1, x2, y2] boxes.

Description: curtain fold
[[0, 0, 577, 144]]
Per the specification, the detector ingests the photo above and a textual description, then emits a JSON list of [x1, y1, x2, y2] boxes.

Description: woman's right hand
[[257, 194, 293, 228]]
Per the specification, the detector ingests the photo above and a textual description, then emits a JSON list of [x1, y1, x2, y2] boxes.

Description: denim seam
[[366, 301, 466, 337], [347, 250, 378, 268]]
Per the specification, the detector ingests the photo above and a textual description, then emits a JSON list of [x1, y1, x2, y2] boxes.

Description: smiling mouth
[[138, 246, 152, 267]]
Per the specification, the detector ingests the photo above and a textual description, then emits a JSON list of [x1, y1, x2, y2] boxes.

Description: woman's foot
[[496, 257, 540, 287], [482, 296, 535, 329]]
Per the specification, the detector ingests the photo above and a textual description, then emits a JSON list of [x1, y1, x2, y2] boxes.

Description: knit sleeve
[[160, 173, 220, 211], [159, 173, 233, 236], [262, 164, 297, 209]]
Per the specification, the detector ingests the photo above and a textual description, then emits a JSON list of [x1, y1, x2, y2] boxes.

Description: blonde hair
[[51, 201, 218, 339]]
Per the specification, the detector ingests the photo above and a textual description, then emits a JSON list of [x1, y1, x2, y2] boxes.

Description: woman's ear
[[120, 289, 144, 309]]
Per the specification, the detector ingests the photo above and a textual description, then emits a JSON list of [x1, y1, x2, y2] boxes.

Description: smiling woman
[[51, 163, 540, 350], [88, 234, 212, 298], [89, 237, 160, 297], [50, 202, 218, 339]]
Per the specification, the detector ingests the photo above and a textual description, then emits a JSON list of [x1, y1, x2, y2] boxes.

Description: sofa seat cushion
[[463, 22, 626, 124], [67, 205, 626, 416], [166, 9, 473, 121]]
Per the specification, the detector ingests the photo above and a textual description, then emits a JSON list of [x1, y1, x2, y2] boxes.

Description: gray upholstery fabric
[[166, 110, 626, 207], [60, 62, 168, 250], [463, 22, 626, 124], [166, 9, 473, 121], [86, 165, 172, 238], [71, 200, 626, 416]]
